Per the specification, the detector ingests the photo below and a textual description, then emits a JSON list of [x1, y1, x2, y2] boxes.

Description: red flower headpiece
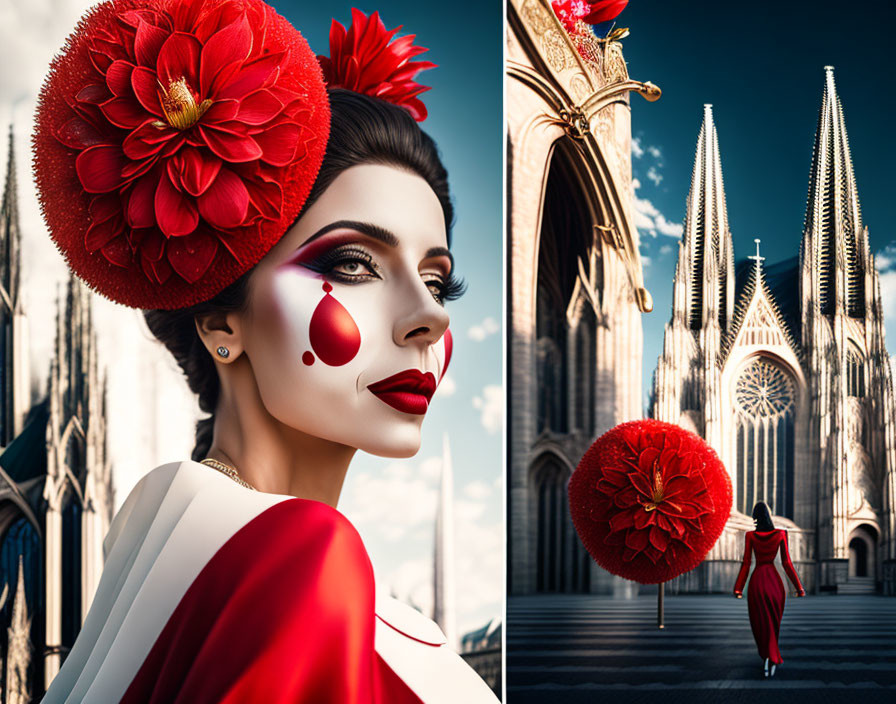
[[569, 420, 732, 584], [33, 0, 330, 309], [317, 8, 436, 122]]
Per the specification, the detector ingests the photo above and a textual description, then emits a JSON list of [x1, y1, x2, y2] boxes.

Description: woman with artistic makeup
[[34, 0, 497, 701], [733, 501, 805, 678]]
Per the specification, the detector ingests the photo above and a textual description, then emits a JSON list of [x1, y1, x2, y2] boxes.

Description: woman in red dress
[[733, 501, 805, 677]]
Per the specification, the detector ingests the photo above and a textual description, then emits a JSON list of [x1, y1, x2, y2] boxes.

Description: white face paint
[[241, 164, 454, 457]]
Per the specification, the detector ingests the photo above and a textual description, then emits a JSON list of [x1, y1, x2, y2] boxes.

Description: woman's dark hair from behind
[[143, 89, 454, 461], [752, 501, 775, 532]]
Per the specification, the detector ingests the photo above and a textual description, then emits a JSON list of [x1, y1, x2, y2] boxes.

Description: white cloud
[[472, 385, 502, 434], [463, 480, 492, 501], [341, 459, 439, 542], [876, 246, 896, 361], [647, 145, 662, 159], [659, 244, 673, 256], [632, 179, 683, 239], [467, 316, 499, 342], [646, 165, 663, 186], [434, 373, 457, 398], [632, 137, 644, 159]]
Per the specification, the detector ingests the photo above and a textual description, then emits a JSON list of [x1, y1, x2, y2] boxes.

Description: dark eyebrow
[[425, 246, 454, 273], [302, 220, 399, 248]]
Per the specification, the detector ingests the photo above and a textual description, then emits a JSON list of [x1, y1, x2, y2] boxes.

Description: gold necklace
[[200, 458, 257, 491]]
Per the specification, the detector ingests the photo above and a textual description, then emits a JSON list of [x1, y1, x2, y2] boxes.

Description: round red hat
[[34, 0, 330, 310], [569, 419, 733, 584]]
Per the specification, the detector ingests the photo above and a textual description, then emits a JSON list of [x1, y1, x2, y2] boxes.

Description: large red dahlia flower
[[569, 419, 732, 584], [34, 0, 330, 309], [317, 8, 436, 122]]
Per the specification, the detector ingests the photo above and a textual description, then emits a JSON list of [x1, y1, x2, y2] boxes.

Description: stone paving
[[506, 593, 896, 703]]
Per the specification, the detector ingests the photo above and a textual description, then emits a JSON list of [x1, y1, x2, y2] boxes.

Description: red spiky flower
[[569, 419, 732, 584], [582, 0, 628, 25], [552, 0, 628, 33], [33, 0, 330, 309], [317, 8, 436, 122]]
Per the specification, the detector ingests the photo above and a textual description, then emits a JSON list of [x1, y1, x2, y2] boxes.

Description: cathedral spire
[[1, 125, 22, 315], [433, 433, 457, 650], [0, 126, 29, 446], [675, 104, 735, 332], [802, 66, 866, 318]]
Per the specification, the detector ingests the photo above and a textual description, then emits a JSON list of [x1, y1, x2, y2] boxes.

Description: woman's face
[[241, 163, 454, 457]]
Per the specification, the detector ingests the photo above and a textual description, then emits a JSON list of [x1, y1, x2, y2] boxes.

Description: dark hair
[[751, 501, 775, 532], [143, 89, 454, 461]]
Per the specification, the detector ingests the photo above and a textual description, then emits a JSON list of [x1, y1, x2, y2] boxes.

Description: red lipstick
[[367, 370, 437, 415]]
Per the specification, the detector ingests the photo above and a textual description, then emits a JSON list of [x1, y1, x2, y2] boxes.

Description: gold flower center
[[643, 466, 664, 512], [157, 78, 212, 130]]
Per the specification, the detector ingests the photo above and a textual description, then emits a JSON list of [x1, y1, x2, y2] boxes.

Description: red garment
[[733, 529, 804, 664], [120, 499, 423, 703]]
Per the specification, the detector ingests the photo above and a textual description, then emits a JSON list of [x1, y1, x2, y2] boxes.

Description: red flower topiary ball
[[569, 419, 732, 584]]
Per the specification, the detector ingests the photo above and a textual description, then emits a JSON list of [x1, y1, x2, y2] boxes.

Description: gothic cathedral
[[652, 68, 896, 595], [0, 129, 114, 701]]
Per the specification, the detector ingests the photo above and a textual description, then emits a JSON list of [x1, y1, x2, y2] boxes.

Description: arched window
[[846, 346, 865, 398], [61, 497, 82, 653], [533, 460, 589, 593], [574, 305, 596, 435], [734, 358, 796, 518], [535, 141, 595, 436]]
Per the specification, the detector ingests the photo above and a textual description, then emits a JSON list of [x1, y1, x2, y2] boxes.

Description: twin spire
[[675, 66, 867, 331], [803, 65, 866, 317], [675, 103, 735, 332]]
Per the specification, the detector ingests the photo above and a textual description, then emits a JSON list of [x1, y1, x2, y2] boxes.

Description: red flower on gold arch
[[569, 420, 732, 584], [35, 0, 330, 309]]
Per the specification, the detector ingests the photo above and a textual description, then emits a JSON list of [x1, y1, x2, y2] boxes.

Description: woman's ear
[[195, 310, 245, 363]]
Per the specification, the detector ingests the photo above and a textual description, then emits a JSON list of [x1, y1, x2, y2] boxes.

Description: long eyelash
[[432, 274, 467, 303], [302, 246, 379, 278]]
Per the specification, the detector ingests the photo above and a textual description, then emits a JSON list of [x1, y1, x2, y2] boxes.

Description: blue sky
[[615, 1, 896, 406]]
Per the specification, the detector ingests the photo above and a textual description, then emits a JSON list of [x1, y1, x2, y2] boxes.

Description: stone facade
[[0, 129, 113, 700], [507, 0, 658, 595], [652, 69, 896, 595]]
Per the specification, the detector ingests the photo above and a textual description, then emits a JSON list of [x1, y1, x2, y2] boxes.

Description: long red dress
[[733, 529, 804, 665]]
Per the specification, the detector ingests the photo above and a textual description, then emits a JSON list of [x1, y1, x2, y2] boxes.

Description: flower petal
[[55, 118, 104, 150], [134, 19, 169, 67], [216, 51, 286, 100], [649, 526, 669, 551], [155, 172, 199, 237], [167, 229, 219, 283], [625, 529, 648, 552], [200, 15, 253, 97], [253, 122, 299, 166], [106, 60, 135, 97], [178, 147, 222, 197], [156, 32, 201, 87], [131, 67, 164, 116], [237, 89, 282, 125], [127, 171, 161, 229], [100, 97, 146, 129], [199, 125, 262, 162], [76, 145, 126, 193], [198, 167, 249, 229]]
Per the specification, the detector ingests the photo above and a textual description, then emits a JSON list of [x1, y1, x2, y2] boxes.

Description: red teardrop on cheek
[[309, 284, 361, 366], [439, 328, 453, 382]]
